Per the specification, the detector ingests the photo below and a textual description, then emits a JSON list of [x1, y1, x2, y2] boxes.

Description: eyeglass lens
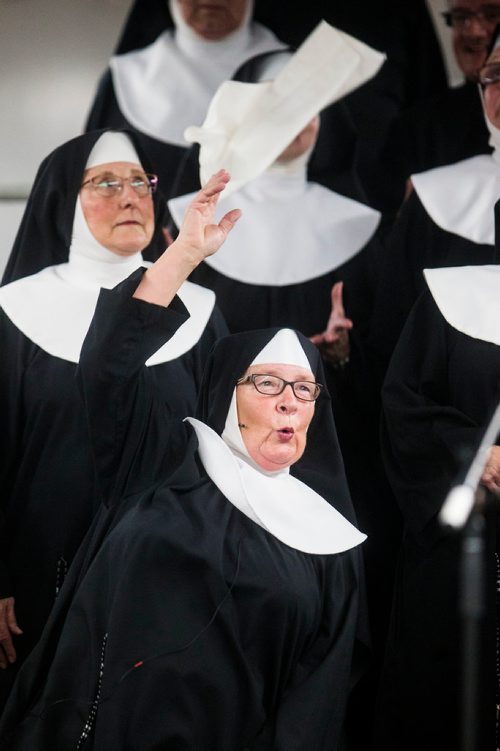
[[249, 374, 320, 401], [479, 63, 500, 85], [85, 174, 157, 197], [443, 7, 500, 27]]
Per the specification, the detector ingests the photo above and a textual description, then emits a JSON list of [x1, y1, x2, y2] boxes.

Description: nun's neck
[[238, 149, 310, 200]]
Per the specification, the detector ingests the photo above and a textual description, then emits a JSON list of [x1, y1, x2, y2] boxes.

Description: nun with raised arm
[[374, 200, 500, 750], [0, 171, 367, 750], [0, 130, 227, 707]]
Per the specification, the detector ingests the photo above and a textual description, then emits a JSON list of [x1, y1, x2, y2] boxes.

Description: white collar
[[185, 416, 366, 554], [110, 24, 284, 145], [0, 260, 216, 364], [412, 154, 499, 245], [424, 265, 500, 345], [169, 172, 380, 286]]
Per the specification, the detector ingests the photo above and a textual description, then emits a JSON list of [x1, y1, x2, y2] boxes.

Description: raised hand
[[309, 281, 353, 366], [177, 170, 241, 264], [134, 170, 241, 307]]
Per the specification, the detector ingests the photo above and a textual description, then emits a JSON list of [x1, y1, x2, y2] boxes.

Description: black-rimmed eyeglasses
[[236, 374, 323, 401], [441, 7, 500, 28], [81, 173, 158, 198]]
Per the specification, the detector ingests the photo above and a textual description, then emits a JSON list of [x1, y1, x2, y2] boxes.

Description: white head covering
[[109, 0, 284, 146], [185, 329, 366, 553], [221, 329, 313, 464], [67, 132, 146, 277], [185, 21, 385, 197], [85, 131, 142, 168], [424, 265, 500, 345], [424, 0, 464, 88], [250, 328, 312, 369], [0, 132, 217, 364]]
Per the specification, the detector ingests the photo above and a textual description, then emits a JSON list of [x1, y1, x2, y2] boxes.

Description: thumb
[[218, 208, 242, 237]]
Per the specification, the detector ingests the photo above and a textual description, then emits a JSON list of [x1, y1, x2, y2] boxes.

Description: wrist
[[168, 238, 205, 272]]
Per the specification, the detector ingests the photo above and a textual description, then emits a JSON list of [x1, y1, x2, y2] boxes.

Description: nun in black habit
[[0, 129, 227, 706], [368, 39, 500, 382], [84, 0, 288, 200], [167, 25, 400, 747], [372, 2, 500, 215], [167, 21, 385, 342], [0, 171, 367, 750], [84, 0, 411, 209], [375, 252, 500, 748]]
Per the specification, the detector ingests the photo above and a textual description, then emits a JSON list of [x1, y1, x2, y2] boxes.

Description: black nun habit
[[168, 23, 385, 341], [0, 271, 367, 750], [0, 130, 227, 704], [375, 258, 500, 750], [169, 31, 400, 727], [84, 0, 419, 210], [84, 0, 288, 200], [369, 116, 500, 382]]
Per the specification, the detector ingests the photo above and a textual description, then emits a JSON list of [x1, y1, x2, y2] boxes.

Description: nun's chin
[[250, 439, 305, 472]]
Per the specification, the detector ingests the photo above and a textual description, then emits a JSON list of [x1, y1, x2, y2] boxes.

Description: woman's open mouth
[[277, 427, 294, 442]]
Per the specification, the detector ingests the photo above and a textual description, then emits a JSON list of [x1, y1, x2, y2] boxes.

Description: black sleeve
[[189, 303, 228, 394], [77, 269, 191, 507]]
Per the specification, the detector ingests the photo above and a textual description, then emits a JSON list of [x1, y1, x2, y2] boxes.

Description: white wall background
[[0, 0, 134, 276]]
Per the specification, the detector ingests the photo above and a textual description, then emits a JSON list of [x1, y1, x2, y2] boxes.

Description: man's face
[[449, 1, 500, 80]]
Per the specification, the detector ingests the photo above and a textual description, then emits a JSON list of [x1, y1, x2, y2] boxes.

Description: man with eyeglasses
[[444, 1, 500, 80], [376, 0, 500, 215]]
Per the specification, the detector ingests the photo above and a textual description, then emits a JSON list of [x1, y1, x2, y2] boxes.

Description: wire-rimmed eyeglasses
[[81, 173, 158, 198], [441, 7, 500, 28], [236, 373, 323, 402], [478, 62, 500, 86]]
